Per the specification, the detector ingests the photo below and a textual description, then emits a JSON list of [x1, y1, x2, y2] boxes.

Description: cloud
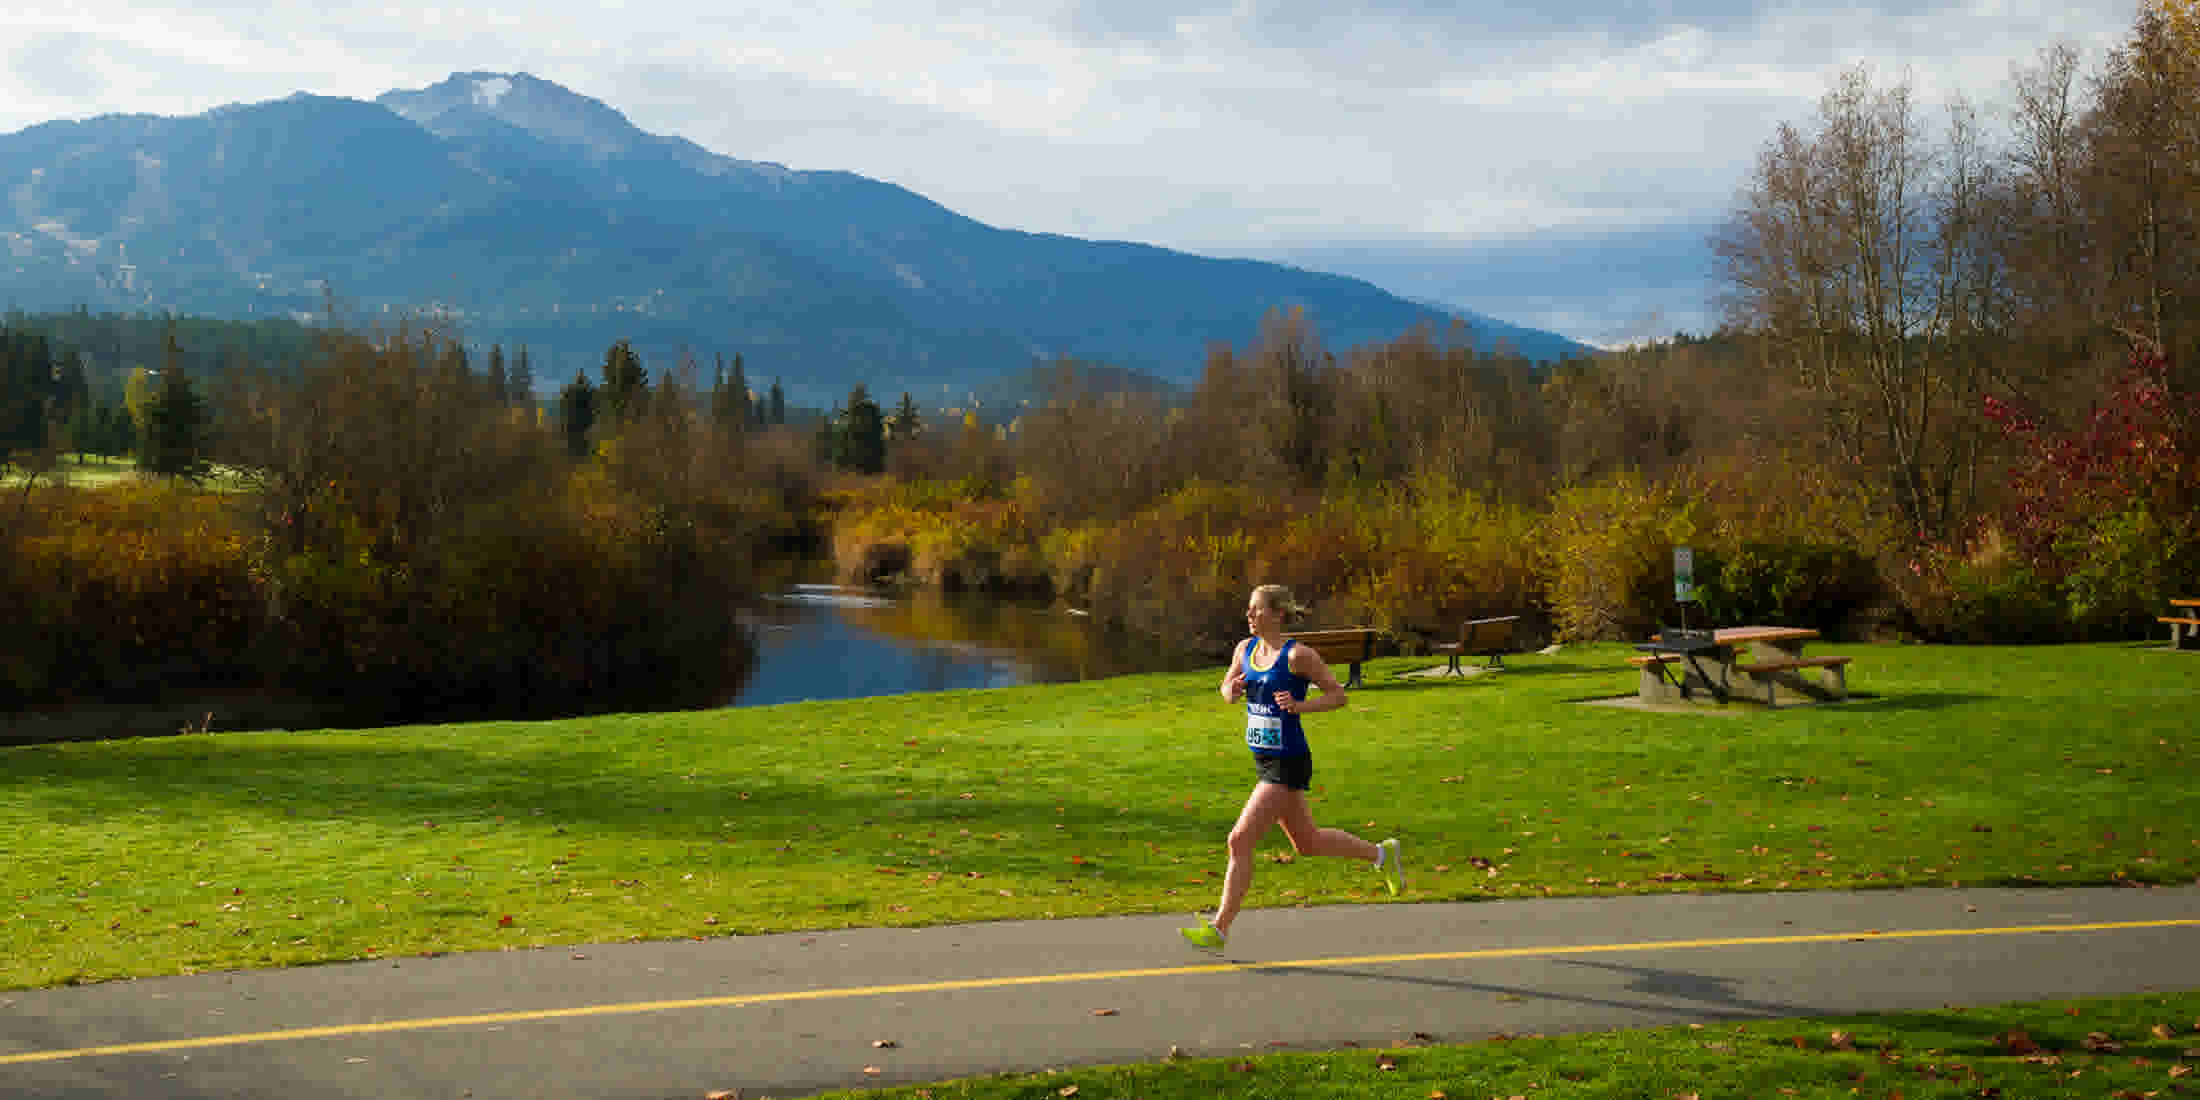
[[0, 0, 2144, 342]]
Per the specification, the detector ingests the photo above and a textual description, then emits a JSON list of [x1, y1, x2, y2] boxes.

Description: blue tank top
[[1243, 638, 1311, 757]]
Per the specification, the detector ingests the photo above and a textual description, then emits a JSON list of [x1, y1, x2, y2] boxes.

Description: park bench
[[2161, 598, 2199, 650], [1282, 628, 1380, 689], [1735, 654, 1852, 707], [1430, 615, 1521, 674]]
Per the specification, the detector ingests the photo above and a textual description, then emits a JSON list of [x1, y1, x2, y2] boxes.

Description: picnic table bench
[[1632, 626, 1851, 707], [1282, 628, 1379, 689], [2162, 598, 2200, 650], [1431, 615, 1521, 674]]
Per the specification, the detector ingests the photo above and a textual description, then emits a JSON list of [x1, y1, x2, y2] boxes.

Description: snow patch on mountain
[[471, 76, 513, 109]]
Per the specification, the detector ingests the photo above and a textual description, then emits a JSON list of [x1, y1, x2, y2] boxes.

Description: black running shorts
[[1253, 752, 1313, 791]]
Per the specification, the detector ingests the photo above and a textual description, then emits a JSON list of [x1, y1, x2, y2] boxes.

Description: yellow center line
[[5, 917, 2195, 1066]]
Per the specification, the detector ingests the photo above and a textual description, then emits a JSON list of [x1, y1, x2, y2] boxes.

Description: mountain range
[[0, 72, 1594, 403]]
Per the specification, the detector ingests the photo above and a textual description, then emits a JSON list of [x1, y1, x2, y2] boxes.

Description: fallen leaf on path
[[862, 1066, 882, 1076], [1090, 1008, 1118, 1016], [872, 1039, 898, 1049], [704, 1091, 740, 1100]]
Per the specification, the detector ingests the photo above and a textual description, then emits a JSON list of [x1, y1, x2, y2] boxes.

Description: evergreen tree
[[140, 364, 208, 480], [767, 378, 786, 426], [888, 391, 923, 440], [838, 383, 887, 474], [1, 326, 58, 460], [730, 353, 751, 427], [486, 344, 509, 405], [708, 354, 744, 432], [599, 340, 647, 423], [558, 371, 597, 458], [511, 346, 536, 407]]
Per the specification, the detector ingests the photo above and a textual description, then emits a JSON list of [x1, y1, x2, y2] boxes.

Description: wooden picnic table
[[2163, 598, 2200, 650], [1632, 626, 1851, 707]]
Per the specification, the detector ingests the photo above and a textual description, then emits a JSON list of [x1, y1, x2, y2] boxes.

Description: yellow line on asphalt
[[6, 917, 2195, 1066]]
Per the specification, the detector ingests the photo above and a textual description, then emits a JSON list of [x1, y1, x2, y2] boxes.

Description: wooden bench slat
[[1281, 629, 1378, 687], [1741, 655, 1853, 674], [2159, 617, 2200, 626], [1627, 654, 1682, 666]]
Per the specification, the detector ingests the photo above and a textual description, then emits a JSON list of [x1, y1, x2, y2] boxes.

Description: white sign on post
[[1674, 547, 1695, 603]]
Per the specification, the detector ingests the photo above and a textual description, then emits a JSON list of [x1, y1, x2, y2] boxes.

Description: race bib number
[[1245, 713, 1284, 750]]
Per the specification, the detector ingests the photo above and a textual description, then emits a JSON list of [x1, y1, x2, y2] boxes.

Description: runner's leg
[[1273, 787, 1380, 862], [1212, 782, 1290, 935]]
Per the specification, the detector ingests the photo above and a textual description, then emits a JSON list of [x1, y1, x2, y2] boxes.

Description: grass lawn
[[812, 989, 2200, 1099], [1, 455, 252, 490], [2, 641, 2195, 992]]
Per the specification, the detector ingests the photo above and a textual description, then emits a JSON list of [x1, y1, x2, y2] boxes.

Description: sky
[[0, 1, 2143, 347]]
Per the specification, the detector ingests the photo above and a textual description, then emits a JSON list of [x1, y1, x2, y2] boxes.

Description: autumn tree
[[1717, 65, 2003, 540]]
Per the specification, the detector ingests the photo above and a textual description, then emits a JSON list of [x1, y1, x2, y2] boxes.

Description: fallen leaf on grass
[[1995, 1030, 2040, 1054], [2152, 1023, 2177, 1039], [496, 915, 514, 928], [2084, 1032, 2125, 1053], [2170, 1064, 2191, 1079], [1828, 1030, 1855, 1050], [1058, 1087, 1080, 1097], [1376, 1055, 1399, 1071]]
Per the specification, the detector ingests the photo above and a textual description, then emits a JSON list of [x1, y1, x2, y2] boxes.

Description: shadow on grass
[[1832, 692, 1991, 712], [1, 734, 1224, 887]]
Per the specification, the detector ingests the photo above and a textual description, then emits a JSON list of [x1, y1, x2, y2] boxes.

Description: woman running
[[1182, 584, 1401, 952]]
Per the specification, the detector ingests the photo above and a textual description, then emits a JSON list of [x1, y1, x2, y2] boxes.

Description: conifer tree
[[889, 391, 923, 440], [730, 353, 751, 427], [839, 383, 886, 474], [511, 346, 535, 407], [599, 340, 647, 423], [486, 344, 509, 405], [140, 365, 208, 480], [558, 371, 597, 458]]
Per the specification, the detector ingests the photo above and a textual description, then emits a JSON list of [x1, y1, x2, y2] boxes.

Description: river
[[728, 585, 1212, 707]]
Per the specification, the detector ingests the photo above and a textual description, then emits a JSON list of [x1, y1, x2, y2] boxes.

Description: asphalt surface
[[6, 885, 2198, 1099]]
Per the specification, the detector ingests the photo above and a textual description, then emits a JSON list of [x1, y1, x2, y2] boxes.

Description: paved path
[[7, 886, 2198, 1099]]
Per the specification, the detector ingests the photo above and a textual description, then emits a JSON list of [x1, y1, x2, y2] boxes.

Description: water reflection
[[729, 585, 1209, 707]]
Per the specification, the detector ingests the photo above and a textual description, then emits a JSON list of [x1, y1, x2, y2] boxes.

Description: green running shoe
[[1179, 920, 1226, 953], [1378, 837, 1404, 895]]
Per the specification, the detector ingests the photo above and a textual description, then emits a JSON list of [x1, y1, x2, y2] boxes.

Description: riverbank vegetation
[[2, 2, 2196, 712], [2, 320, 813, 716], [826, 4, 2198, 652], [4, 641, 2193, 989]]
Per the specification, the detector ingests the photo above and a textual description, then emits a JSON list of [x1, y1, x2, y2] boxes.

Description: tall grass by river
[[3, 641, 2194, 990]]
